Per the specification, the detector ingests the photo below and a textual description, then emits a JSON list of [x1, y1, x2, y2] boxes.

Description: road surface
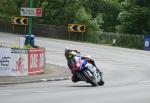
[[0, 32, 150, 103]]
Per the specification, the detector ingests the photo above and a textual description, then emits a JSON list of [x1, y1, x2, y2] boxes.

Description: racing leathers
[[67, 55, 99, 82]]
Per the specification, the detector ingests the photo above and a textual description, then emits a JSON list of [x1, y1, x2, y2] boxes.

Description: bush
[[24, 44, 32, 48]]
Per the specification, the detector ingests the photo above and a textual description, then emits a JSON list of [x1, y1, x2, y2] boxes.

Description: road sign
[[11, 17, 28, 25], [68, 24, 85, 32], [144, 35, 150, 50], [20, 8, 42, 17], [36, 8, 42, 17]]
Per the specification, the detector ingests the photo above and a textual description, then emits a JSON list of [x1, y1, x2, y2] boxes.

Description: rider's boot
[[71, 74, 81, 82]]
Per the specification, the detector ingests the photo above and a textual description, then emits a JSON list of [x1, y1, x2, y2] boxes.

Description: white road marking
[[138, 80, 150, 84], [0, 93, 12, 96]]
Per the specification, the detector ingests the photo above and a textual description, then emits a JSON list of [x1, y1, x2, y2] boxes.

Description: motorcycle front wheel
[[82, 70, 98, 87]]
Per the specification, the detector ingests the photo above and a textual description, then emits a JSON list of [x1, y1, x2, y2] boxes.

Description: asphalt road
[[0, 32, 150, 103]]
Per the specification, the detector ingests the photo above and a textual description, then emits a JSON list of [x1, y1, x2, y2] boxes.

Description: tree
[[0, 0, 18, 20], [116, 0, 150, 34], [74, 7, 103, 42], [35, 0, 81, 25], [83, 0, 120, 32]]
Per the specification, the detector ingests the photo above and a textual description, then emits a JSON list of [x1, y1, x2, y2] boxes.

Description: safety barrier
[[0, 47, 45, 76], [28, 48, 45, 75]]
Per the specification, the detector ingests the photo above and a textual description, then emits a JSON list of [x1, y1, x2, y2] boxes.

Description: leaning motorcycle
[[75, 60, 104, 87]]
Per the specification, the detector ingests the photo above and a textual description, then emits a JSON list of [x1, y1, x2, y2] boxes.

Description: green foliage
[[116, 34, 144, 49], [0, 0, 150, 49], [99, 33, 144, 49], [83, 0, 120, 32], [74, 7, 103, 43], [0, 0, 19, 20], [24, 44, 32, 48], [96, 13, 104, 28], [0, 12, 10, 20], [0, 0, 122, 33], [35, 0, 81, 25], [116, 0, 150, 34]]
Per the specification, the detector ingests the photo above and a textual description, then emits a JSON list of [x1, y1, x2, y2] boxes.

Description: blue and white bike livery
[[75, 59, 104, 86]]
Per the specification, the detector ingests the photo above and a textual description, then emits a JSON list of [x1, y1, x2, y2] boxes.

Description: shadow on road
[[66, 84, 95, 88]]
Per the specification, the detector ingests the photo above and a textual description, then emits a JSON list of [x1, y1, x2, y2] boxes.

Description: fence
[[0, 20, 145, 50], [99, 32, 144, 49], [0, 20, 83, 41]]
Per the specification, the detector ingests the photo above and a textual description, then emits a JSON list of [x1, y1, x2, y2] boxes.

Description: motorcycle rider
[[64, 47, 99, 69], [65, 50, 82, 82], [64, 48, 102, 82]]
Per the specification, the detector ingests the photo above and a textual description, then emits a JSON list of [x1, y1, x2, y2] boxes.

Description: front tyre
[[82, 70, 98, 87], [97, 69, 104, 86], [98, 79, 104, 86]]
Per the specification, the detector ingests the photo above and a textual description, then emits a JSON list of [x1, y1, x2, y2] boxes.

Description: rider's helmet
[[64, 47, 70, 59], [68, 51, 77, 61], [64, 47, 79, 61], [64, 47, 69, 52]]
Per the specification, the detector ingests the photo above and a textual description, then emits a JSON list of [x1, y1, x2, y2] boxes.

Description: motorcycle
[[64, 48, 104, 86], [74, 59, 104, 87]]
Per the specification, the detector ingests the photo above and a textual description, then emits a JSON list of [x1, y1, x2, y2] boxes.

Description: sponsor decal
[[0, 48, 44, 76], [0, 57, 10, 67], [16, 57, 26, 73], [28, 48, 45, 75], [11, 48, 28, 54]]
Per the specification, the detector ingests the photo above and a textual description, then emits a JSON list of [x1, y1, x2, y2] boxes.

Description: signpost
[[11, 17, 28, 33], [68, 24, 85, 41], [68, 24, 85, 32], [29, 0, 32, 37], [144, 35, 150, 50], [19, 0, 42, 46], [20, 7, 42, 17], [10, 0, 43, 46], [11, 17, 28, 25]]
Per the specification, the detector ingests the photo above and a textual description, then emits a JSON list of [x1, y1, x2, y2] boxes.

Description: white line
[[0, 93, 12, 96], [138, 80, 150, 84], [34, 91, 47, 93]]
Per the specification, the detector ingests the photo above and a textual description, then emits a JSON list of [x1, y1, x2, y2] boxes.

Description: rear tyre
[[98, 79, 104, 86], [82, 70, 98, 87]]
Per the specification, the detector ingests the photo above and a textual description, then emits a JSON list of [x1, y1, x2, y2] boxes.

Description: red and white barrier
[[28, 48, 45, 75], [0, 48, 45, 76], [0, 48, 28, 76]]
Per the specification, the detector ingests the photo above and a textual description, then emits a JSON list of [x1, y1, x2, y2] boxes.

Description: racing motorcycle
[[74, 59, 104, 87], [64, 48, 104, 86]]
